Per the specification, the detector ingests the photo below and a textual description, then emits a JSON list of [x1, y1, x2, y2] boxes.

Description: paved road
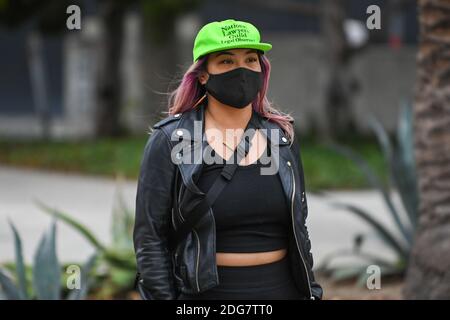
[[0, 165, 406, 268]]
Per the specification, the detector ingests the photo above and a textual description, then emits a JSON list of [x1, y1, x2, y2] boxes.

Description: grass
[[0, 136, 145, 179], [0, 135, 386, 190], [300, 137, 386, 191]]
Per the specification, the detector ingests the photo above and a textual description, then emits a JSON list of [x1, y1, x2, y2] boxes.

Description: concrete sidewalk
[[0, 165, 405, 267]]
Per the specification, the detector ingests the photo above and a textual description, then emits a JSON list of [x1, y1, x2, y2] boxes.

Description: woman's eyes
[[219, 59, 233, 64], [218, 57, 258, 64]]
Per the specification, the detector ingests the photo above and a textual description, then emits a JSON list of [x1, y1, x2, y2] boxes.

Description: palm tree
[[403, 0, 450, 299]]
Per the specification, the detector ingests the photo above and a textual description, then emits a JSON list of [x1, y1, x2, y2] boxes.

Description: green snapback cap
[[193, 19, 272, 62]]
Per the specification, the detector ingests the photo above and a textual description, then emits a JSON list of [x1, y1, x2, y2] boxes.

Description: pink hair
[[166, 53, 295, 144]]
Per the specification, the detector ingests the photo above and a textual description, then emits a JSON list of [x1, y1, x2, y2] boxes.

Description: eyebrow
[[214, 49, 258, 58]]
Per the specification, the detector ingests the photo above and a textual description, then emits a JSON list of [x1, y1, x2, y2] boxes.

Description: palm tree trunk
[[403, 0, 450, 299]]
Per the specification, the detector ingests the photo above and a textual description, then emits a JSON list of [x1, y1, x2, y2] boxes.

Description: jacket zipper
[[192, 229, 201, 292], [177, 188, 201, 292], [288, 162, 313, 299], [209, 207, 220, 283]]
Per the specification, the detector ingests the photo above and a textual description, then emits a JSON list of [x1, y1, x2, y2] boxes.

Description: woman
[[133, 19, 323, 300]]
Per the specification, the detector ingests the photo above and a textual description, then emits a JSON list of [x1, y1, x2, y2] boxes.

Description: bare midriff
[[216, 248, 287, 267]]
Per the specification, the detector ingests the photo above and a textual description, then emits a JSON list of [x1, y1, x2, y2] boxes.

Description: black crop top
[[196, 142, 290, 253]]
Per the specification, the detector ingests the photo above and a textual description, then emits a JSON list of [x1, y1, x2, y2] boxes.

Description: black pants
[[177, 255, 305, 300]]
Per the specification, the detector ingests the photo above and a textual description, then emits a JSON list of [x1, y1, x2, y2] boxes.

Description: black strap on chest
[[167, 111, 260, 251]]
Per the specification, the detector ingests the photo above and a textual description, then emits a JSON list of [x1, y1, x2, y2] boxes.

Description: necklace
[[222, 141, 235, 152], [206, 109, 254, 152]]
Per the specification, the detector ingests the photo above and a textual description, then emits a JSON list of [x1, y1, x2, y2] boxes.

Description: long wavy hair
[[165, 52, 295, 144]]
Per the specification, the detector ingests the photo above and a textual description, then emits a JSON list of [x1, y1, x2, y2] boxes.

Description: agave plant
[[0, 220, 97, 300], [318, 101, 419, 284], [35, 189, 137, 298]]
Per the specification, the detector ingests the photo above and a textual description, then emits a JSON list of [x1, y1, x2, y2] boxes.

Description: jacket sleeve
[[291, 137, 324, 300], [133, 128, 178, 300]]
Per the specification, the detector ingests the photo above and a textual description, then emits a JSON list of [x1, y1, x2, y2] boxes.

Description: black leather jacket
[[133, 102, 323, 300]]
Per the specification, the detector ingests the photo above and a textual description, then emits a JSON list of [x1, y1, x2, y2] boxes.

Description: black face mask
[[204, 67, 263, 109]]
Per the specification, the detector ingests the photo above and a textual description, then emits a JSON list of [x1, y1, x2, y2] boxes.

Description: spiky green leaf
[[35, 200, 107, 252], [0, 269, 21, 300], [330, 143, 413, 245], [331, 202, 409, 261], [7, 219, 28, 299], [32, 220, 61, 300]]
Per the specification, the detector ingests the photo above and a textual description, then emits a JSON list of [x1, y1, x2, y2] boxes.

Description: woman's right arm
[[133, 128, 178, 300]]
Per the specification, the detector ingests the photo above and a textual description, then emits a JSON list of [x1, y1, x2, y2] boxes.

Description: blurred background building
[[0, 0, 417, 140]]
